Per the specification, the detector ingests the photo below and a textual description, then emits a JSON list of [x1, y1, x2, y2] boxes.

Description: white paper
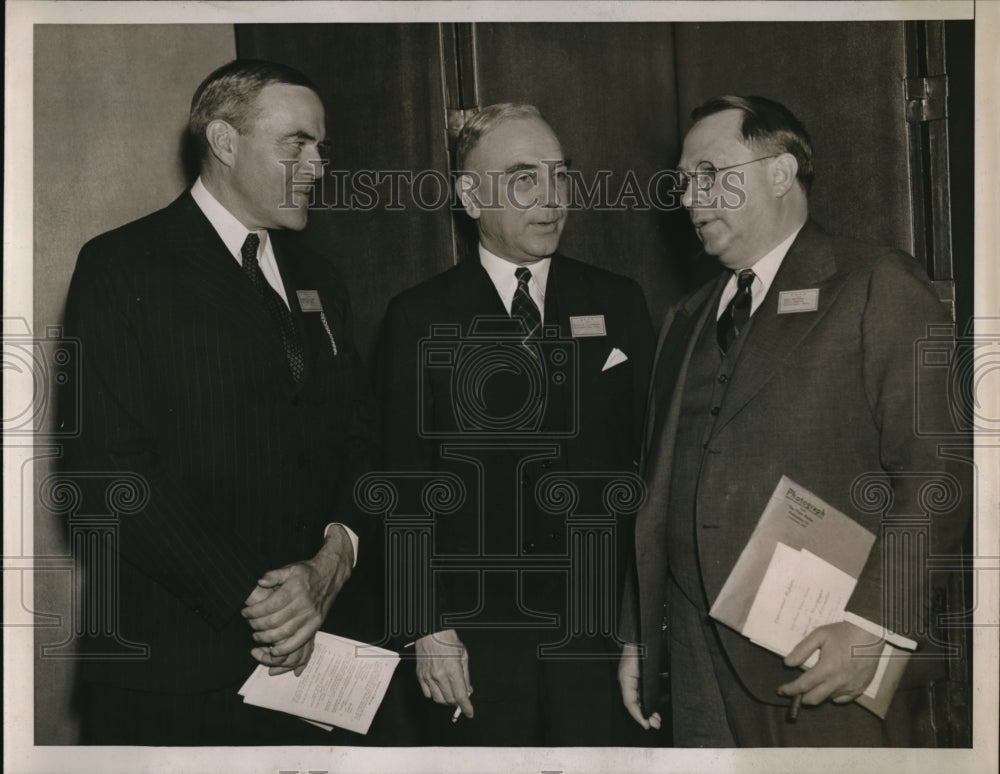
[[864, 643, 892, 698], [742, 543, 857, 667], [238, 632, 400, 735]]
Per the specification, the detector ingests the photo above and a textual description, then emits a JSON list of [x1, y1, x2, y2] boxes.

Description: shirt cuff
[[324, 523, 359, 567]]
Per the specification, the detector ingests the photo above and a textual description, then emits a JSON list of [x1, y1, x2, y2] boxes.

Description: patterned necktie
[[717, 268, 755, 354], [241, 233, 305, 383], [511, 266, 542, 341]]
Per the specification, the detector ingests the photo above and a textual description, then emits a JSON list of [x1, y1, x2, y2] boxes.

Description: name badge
[[778, 288, 819, 314], [296, 290, 323, 313], [569, 315, 606, 337]]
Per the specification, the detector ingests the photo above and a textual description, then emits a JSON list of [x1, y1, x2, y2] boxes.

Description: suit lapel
[[543, 254, 574, 332], [634, 276, 720, 589], [448, 257, 510, 323], [164, 194, 305, 385], [713, 221, 847, 432], [542, 255, 584, 442], [644, 275, 723, 461]]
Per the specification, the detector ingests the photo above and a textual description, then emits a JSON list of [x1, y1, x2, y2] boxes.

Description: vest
[[666, 292, 757, 611]]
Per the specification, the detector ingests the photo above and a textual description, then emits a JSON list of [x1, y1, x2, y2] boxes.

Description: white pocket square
[[602, 347, 628, 371]]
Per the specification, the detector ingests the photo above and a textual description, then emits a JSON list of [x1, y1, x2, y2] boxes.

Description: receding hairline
[[240, 82, 324, 127], [468, 117, 560, 166], [687, 94, 815, 192], [456, 103, 560, 172]]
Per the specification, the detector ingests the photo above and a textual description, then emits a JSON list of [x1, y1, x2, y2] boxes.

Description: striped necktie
[[512, 266, 542, 341], [241, 232, 305, 383], [717, 268, 755, 354]]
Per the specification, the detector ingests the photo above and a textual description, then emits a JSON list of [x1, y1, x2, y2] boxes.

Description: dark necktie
[[717, 268, 755, 354], [511, 266, 542, 341], [241, 233, 305, 383]]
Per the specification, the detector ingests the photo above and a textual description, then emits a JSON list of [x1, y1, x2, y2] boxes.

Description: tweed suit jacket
[[621, 221, 969, 716]]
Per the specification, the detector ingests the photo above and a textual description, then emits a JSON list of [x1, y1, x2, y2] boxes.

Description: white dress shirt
[[716, 225, 804, 319], [190, 177, 290, 307], [479, 244, 551, 323]]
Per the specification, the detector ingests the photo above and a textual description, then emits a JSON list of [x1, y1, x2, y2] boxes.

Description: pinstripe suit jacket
[[62, 192, 378, 693]]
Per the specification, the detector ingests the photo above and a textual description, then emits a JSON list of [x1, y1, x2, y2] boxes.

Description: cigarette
[[451, 706, 462, 723], [787, 694, 803, 722]]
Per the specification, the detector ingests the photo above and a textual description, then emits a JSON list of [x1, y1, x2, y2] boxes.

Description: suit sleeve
[[375, 295, 435, 474], [847, 252, 971, 631], [625, 279, 656, 461], [374, 295, 450, 639], [62, 243, 273, 630], [617, 279, 655, 641], [321, 265, 381, 544]]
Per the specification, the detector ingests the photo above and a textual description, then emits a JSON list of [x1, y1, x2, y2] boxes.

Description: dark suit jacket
[[62, 192, 378, 695], [621, 221, 969, 718], [376, 253, 654, 644]]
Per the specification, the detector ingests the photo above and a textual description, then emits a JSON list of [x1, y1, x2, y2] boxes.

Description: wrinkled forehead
[[679, 109, 750, 168], [468, 117, 565, 173]]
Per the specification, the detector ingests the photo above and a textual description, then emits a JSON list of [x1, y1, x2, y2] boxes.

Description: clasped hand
[[241, 526, 354, 676]]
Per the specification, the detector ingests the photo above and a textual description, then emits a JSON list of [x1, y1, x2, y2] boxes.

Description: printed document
[[238, 632, 400, 735], [743, 542, 857, 668]]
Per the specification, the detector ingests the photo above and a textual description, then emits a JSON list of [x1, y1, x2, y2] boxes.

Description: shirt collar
[[190, 177, 269, 260], [745, 223, 804, 289], [717, 223, 805, 318], [478, 243, 551, 297]]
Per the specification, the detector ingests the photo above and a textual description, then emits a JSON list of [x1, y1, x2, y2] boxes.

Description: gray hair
[[188, 59, 319, 166], [455, 103, 545, 171]]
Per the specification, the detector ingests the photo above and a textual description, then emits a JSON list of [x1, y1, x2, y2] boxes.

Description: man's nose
[[680, 181, 694, 209], [540, 177, 567, 208], [298, 148, 325, 183]]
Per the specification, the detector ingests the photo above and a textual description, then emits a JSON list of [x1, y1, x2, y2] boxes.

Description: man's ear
[[205, 119, 238, 168], [455, 173, 481, 219], [771, 152, 799, 198]]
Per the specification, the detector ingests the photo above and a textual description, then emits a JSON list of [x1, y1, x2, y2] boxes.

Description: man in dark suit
[[376, 103, 654, 745], [62, 59, 378, 745], [618, 95, 969, 746]]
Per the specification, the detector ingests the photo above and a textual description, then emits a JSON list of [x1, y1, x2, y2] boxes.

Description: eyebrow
[[677, 160, 714, 172], [503, 159, 569, 174], [283, 130, 324, 143]]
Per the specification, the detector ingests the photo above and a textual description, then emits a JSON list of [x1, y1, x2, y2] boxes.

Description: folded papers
[[710, 476, 915, 718], [238, 632, 400, 734]]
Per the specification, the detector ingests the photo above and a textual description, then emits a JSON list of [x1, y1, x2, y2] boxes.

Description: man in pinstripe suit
[[62, 60, 379, 745]]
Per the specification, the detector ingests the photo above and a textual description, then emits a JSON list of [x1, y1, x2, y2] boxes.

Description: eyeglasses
[[675, 155, 778, 194]]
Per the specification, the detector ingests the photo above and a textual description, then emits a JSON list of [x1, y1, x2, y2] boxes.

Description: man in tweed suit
[[63, 59, 378, 745], [618, 95, 968, 746]]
